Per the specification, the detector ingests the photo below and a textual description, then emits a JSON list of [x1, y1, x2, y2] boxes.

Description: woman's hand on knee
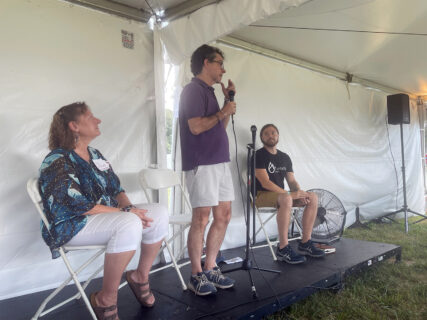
[[130, 208, 153, 228]]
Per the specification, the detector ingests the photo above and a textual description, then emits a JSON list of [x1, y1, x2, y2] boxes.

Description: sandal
[[89, 292, 119, 320], [125, 270, 155, 307]]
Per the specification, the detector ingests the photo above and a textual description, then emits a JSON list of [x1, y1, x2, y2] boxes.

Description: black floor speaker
[[387, 93, 410, 124]]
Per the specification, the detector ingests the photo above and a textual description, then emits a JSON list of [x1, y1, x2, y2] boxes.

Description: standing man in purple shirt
[[179, 44, 237, 296]]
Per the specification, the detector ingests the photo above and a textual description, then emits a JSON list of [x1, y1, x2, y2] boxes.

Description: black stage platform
[[0, 238, 401, 320]]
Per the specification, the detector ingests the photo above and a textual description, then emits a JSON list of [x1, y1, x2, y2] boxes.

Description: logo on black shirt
[[268, 161, 287, 174]]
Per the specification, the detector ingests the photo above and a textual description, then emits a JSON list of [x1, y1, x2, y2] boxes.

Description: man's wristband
[[120, 204, 136, 212]]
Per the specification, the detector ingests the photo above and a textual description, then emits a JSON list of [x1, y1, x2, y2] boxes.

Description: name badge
[[93, 159, 110, 171]]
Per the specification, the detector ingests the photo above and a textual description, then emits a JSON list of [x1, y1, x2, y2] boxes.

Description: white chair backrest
[[139, 168, 181, 189], [138, 168, 191, 210], [27, 177, 51, 229]]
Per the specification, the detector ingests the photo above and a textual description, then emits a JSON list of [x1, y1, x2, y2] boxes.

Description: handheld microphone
[[251, 125, 257, 144], [228, 90, 235, 122], [228, 90, 235, 101]]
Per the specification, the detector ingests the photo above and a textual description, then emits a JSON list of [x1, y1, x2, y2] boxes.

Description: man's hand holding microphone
[[220, 79, 236, 118]]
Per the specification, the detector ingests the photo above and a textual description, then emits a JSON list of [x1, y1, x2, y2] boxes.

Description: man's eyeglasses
[[211, 60, 225, 68]]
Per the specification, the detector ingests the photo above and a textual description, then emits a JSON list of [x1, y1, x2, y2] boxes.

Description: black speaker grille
[[387, 93, 410, 125]]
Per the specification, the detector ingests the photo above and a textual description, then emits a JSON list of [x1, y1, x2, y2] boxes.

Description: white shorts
[[65, 203, 169, 254], [185, 162, 235, 208]]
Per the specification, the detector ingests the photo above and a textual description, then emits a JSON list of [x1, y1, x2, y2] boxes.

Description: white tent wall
[[170, 43, 424, 250], [154, 0, 315, 251], [0, 0, 155, 299], [154, 0, 312, 172], [154, 0, 424, 250], [217, 43, 424, 249]]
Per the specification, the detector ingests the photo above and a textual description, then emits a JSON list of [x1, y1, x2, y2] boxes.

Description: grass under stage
[[268, 216, 427, 320]]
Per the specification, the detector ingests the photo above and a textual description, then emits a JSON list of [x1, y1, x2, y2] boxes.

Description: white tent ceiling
[[231, 0, 427, 96], [68, 0, 427, 97]]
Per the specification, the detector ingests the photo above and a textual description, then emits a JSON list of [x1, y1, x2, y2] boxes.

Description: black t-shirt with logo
[[255, 147, 293, 192]]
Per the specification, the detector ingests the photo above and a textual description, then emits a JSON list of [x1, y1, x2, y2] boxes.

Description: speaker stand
[[382, 123, 427, 233]]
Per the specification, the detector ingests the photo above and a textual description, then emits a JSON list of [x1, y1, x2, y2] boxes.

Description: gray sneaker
[[204, 267, 235, 289], [298, 240, 326, 258], [276, 244, 307, 264], [188, 272, 217, 296]]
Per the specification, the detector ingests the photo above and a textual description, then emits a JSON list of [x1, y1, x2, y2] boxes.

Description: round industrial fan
[[293, 188, 347, 244]]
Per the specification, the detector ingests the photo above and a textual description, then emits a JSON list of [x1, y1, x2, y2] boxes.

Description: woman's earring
[[74, 133, 79, 143]]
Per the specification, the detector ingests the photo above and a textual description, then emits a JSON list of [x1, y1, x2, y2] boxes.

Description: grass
[[267, 217, 427, 320]]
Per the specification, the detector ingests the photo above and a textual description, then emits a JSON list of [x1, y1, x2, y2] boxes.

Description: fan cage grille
[[294, 188, 346, 243]]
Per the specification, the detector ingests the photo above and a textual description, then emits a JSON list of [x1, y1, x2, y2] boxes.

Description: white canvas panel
[[0, 0, 155, 299], [204, 43, 424, 249], [158, 0, 311, 65]]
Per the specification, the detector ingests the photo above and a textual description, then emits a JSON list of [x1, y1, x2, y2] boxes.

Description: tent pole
[[61, 0, 150, 22]]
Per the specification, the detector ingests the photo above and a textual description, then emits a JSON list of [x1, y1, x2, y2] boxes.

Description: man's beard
[[262, 138, 278, 147]]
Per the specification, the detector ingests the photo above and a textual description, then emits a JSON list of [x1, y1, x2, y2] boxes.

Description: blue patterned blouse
[[38, 147, 124, 258]]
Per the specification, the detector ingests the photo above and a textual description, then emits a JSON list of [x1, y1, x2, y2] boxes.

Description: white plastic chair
[[241, 170, 302, 261], [139, 168, 195, 291], [27, 177, 108, 320]]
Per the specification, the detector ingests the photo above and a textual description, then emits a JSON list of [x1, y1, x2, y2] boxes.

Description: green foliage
[[267, 218, 427, 320]]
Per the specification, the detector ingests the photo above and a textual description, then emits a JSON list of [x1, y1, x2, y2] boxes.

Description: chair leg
[[80, 265, 104, 293], [158, 223, 190, 262], [163, 238, 187, 290], [70, 249, 105, 299], [289, 210, 302, 242], [261, 223, 277, 261], [31, 277, 73, 319], [32, 248, 104, 320], [59, 249, 98, 320], [254, 212, 277, 261]]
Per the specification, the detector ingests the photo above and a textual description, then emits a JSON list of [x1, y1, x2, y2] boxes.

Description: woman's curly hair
[[48, 102, 88, 150]]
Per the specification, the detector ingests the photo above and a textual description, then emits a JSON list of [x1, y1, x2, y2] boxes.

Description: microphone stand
[[223, 125, 280, 299]]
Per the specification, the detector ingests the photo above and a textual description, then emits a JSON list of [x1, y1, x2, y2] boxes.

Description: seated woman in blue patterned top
[[39, 102, 168, 320]]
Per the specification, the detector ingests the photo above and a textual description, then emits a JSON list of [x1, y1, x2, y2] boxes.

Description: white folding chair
[[27, 177, 111, 320], [241, 170, 302, 261], [139, 168, 195, 291]]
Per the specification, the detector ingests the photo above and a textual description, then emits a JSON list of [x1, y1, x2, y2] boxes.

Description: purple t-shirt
[[179, 77, 230, 171]]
